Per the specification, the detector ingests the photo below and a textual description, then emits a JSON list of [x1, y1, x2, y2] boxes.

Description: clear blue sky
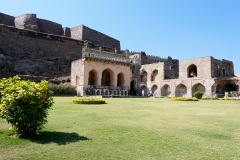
[[1, 0, 240, 74]]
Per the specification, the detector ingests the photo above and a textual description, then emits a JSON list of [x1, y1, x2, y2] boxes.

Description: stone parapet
[[82, 47, 130, 65]]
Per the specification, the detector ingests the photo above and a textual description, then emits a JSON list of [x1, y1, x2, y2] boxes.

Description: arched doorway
[[187, 64, 197, 78], [88, 70, 97, 85], [192, 83, 205, 96], [140, 85, 147, 96], [151, 85, 158, 97], [161, 84, 171, 97], [117, 73, 124, 87], [130, 80, 136, 95], [175, 84, 187, 97], [101, 69, 112, 86], [151, 70, 158, 81]]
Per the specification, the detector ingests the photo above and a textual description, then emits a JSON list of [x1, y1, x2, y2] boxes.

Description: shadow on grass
[[21, 131, 91, 145]]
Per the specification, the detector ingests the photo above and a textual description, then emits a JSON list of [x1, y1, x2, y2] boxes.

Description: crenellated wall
[[0, 12, 120, 49]]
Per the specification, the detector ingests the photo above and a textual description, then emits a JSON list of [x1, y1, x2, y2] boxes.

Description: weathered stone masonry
[[0, 12, 239, 97]]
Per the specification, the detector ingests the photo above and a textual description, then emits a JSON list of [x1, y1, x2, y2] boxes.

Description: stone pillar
[[96, 72, 101, 86], [111, 74, 117, 87], [188, 86, 192, 97]]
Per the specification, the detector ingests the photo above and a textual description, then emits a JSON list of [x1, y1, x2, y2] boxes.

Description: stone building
[[0, 12, 239, 97]]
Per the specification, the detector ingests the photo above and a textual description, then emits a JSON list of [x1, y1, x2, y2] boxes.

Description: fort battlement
[[0, 12, 120, 50]]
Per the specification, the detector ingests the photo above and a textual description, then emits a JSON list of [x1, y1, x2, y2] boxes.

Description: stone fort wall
[[0, 12, 120, 50], [0, 24, 83, 81]]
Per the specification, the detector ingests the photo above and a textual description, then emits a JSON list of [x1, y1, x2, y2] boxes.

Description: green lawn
[[1, 97, 240, 160]]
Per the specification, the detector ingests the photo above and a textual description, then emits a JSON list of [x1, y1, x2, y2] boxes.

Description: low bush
[[194, 91, 204, 99], [72, 98, 106, 104], [48, 83, 76, 96], [219, 97, 236, 100], [201, 97, 219, 100], [0, 76, 54, 136], [172, 97, 198, 101]]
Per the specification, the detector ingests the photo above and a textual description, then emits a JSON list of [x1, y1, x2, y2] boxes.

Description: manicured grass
[[0, 97, 240, 160]]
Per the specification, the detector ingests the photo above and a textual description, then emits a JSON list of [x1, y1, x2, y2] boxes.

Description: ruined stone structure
[[0, 12, 239, 97]]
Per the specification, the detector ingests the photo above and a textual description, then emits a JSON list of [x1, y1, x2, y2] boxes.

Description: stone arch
[[213, 82, 238, 97], [96, 90, 101, 95], [104, 90, 109, 96], [140, 69, 148, 83], [151, 85, 158, 97], [161, 84, 171, 97], [140, 85, 148, 96], [101, 69, 114, 86], [117, 72, 124, 87], [151, 69, 158, 81], [187, 64, 197, 78], [125, 91, 128, 96], [88, 69, 97, 85], [192, 83, 205, 96], [175, 84, 187, 97]]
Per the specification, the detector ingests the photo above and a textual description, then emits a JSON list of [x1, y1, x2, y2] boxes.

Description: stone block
[[14, 14, 40, 31], [37, 18, 62, 35], [63, 27, 71, 37], [0, 12, 14, 26]]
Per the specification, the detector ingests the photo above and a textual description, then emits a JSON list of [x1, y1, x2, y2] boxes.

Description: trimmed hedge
[[72, 98, 106, 104], [172, 97, 198, 101], [201, 97, 219, 100], [219, 97, 236, 100]]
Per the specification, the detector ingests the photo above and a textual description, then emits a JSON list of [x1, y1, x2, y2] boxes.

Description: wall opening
[[117, 73, 124, 87], [192, 83, 205, 96], [141, 70, 148, 83], [140, 85, 147, 96], [88, 70, 97, 85], [187, 64, 197, 78], [175, 84, 187, 97], [161, 84, 171, 97], [101, 69, 111, 86], [151, 70, 158, 81], [130, 80, 136, 95], [151, 85, 158, 96]]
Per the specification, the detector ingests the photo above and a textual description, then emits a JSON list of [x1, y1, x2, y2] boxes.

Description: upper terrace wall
[[0, 25, 83, 80], [0, 12, 120, 47], [0, 12, 14, 26], [211, 57, 234, 78], [179, 57, 212, 79], [71, 25, 121, 51]]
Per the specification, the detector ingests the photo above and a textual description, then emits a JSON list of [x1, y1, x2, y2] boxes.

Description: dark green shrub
[[172, 97, 198, 101], [48, 83, 76, 96], [0, 76, 54, 136], [72, 98, 106, 104], [194, 91, 204, 99]]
